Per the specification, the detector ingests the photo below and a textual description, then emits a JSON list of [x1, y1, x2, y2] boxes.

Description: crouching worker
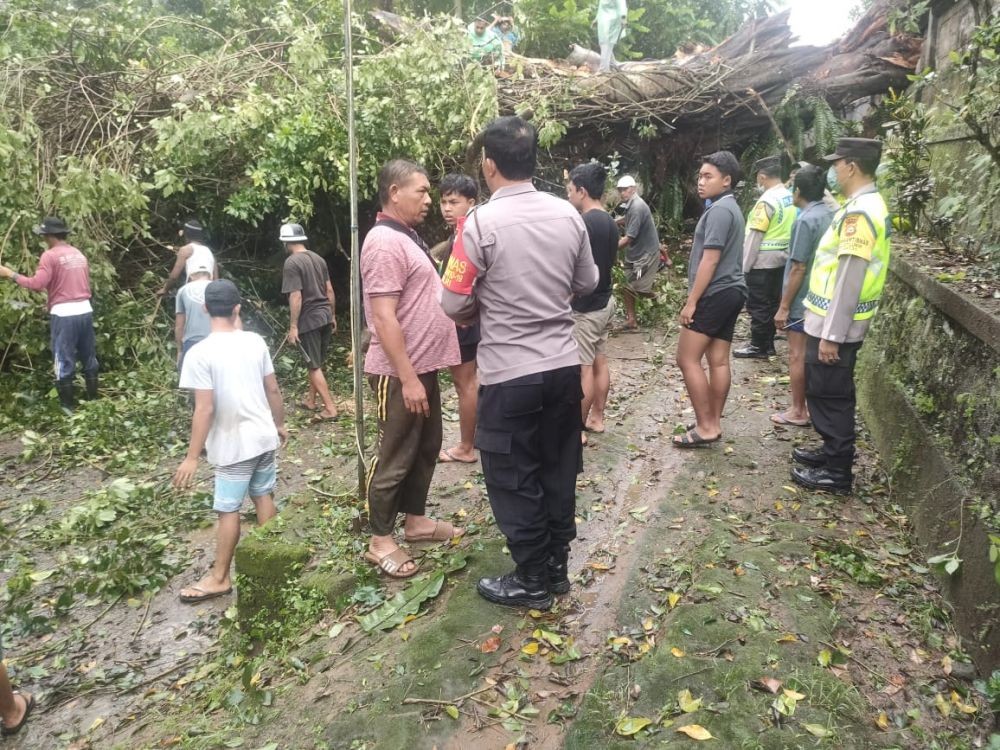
[[172, 280, 288, 604]]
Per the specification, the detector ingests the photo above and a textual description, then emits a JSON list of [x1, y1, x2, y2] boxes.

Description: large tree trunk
[[499, 3, 922, 144]]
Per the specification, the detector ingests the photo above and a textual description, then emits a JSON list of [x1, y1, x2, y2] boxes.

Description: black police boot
[[733, 343, 770, 359], [56, 378, 75, 414], [477, 569, 553, 610], [548, 546, 571, 595], [84, 373, 99, 400], [791, 465, 852, 495], [791, 446, 826, 467]]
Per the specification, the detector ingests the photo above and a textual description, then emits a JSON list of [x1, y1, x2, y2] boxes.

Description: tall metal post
[[343, 0, 366, 501]]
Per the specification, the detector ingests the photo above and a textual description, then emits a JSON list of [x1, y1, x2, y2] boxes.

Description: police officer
[[735, 155, 797, 359], [791, 138, 890, 494], [441, 116, 598, 610]]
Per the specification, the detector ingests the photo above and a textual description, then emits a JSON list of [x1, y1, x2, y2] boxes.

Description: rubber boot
[[56, 378, 75, 414], [85, 373, 99, 400]]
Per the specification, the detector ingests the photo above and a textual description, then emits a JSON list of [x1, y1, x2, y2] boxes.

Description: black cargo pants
[[745, 267, 785, 350], [805, 336, 864, 471], [475, 366, 583, 577]]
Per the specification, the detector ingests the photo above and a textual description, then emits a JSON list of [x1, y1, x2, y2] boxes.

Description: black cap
[[753, 155, 782, 174], [823, 137, 882, 162], [204, 279, 241, 311], [33, 217, 70, 236]]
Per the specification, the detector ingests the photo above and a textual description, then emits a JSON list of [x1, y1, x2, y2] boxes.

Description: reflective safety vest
[[747, 185, 797, 255], [803, 189, 891, 321]]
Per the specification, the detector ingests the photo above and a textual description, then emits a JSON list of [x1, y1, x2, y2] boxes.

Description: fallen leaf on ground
[[751, 677, 783, 694], [676, 724, 713, 740], [481, 635, 501, 653], [671, 647, 685, 658], [802, 723, 833, 737], [615, 716, 652, 736], [875, 712, 890, 730], [445, 705, 459, 719], [677, 689, 702, 713]]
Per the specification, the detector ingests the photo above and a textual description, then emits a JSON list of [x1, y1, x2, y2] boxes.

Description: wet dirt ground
[[2, 316, 993, 749]]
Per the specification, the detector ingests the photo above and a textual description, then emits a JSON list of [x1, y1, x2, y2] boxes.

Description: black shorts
[[687, 287, 746, 342], [299, 326, 331, 370], [459, 342, 478, 364]]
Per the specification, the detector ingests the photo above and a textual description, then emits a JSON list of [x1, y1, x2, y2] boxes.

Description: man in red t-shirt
[[0, 217, 99, 412]]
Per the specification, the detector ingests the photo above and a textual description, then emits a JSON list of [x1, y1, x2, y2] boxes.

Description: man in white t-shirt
[[172, 279, 288, 604]]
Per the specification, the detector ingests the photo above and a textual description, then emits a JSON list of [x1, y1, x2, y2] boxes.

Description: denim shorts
[[785, 319, 805, 333], [213, 450, 277, 512]]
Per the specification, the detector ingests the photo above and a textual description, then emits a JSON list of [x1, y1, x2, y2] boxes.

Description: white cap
[[616, 175, 637, 189], [191, 263, 211, 274], [279, 223, 308, 242]]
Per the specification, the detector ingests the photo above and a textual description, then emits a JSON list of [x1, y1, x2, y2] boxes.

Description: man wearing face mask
[[735, 156, 797, 359], [792, 138, 891, 494]]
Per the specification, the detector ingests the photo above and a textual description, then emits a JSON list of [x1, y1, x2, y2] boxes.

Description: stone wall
[[858, 253, 1000, 674], [920, 0, 1000, 248]]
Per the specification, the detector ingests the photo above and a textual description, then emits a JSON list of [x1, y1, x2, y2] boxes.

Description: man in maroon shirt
[[0, 217, 99, 411]]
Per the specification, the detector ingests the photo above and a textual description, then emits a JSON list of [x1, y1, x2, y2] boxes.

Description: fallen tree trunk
[[498, 2, 922, 145]]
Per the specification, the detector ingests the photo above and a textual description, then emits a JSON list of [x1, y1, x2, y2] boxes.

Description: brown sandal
[[403, 520, 463, 543], [364, 548, 418, 578]]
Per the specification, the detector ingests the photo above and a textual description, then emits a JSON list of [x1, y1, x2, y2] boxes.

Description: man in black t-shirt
[[567, 162, 618, 438], [280, 223, 338, 420]]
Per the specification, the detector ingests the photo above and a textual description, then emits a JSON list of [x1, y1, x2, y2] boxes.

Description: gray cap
[[204, 279, 240, 310]]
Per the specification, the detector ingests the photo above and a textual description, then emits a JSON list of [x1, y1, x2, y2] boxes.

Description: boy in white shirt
[[172, 280, 288, 603]]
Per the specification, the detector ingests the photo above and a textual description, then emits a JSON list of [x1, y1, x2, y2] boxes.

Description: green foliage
[[879, 88, 934, 232]]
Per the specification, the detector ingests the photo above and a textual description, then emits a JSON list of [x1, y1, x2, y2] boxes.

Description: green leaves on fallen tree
[[357, 555, 466, 633]]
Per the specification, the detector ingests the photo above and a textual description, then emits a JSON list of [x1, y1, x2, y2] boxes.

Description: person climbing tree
[[157, 219, 218, 297]]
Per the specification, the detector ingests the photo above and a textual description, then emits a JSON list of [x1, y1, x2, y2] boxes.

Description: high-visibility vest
[[803, 189, 891, 321], [747, 185, 797, 254]]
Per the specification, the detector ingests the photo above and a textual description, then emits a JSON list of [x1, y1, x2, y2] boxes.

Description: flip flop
[[612, 324, 640, 333], [584, 425, 605, 434], [298, 401, 319, 411], [364, 548, 418, 578], [313, 410, 339, 422], [672, 429, 720, 449], [179, 585, 233, 604], [1, 692, 35, 737], [770, 413, 811, 427], [404, 520, 464, 543], [438, 448, 477, 464]]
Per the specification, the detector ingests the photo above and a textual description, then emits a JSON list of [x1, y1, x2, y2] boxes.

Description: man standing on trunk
[[735, 156, 797, 359], [442, 116, 598, 610], [280, 223, 338, 420], [0, 217, 98, 412]]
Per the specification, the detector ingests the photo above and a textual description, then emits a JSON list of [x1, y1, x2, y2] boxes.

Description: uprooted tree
[[0, 0, 921, 381]]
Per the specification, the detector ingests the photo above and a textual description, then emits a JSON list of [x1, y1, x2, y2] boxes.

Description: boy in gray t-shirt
[[675, 151, 747, 449], [175, 271, 212, 370]]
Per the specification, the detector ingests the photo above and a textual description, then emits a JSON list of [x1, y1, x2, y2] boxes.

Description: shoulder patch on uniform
[[843, 215, 859, 237]]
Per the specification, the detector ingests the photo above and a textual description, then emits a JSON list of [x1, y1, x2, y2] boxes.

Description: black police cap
[[753, 155, 782, 173], [823, 138, 882, 162]]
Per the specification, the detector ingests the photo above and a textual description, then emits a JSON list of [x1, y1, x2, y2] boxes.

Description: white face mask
[[826, 166, 840, 193]]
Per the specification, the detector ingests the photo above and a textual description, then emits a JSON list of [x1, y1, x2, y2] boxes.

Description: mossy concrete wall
[[858, 254, 1000, 674]]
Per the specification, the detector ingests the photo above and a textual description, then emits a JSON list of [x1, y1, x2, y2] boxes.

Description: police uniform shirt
[[804, 183, 880, 344]]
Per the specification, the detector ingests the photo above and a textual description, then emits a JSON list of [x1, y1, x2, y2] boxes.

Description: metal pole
[[344, 0, 366, 501]]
